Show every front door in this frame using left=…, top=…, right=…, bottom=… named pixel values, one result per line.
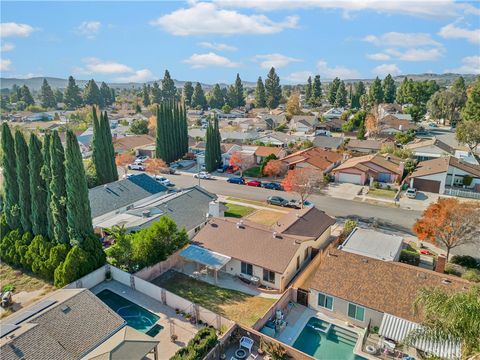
left=297, top=289, right=309, bottom=306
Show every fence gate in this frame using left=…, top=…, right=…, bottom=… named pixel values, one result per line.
left=297, top=288, right=309, bottom=306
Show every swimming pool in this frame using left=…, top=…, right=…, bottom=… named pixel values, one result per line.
left=293, top=317, right=366, bottom=360
left=96, top=289, right=160, bottom=333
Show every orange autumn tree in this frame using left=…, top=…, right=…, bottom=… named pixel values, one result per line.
left=144, top=158, right=167, bottom=176
left=365, top=113, right=379, bottom=138
left=263, top=160, right=286, bottom=179
left=229, top=151, right=254, bottom=177
left=282, top=168, right=324, bottom=208
left=413, top=198, right=480, bottom=260
left=115, top=153, right=135, bottom=176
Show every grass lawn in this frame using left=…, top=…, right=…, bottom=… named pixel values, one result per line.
left=246, top=210, right=285, bottom=226
left=226, top=197, right=289, bottom=211
left=153, top=271, right=275, bottom=326
left=224, top=203, right=255, bottom=218
left=243, top=166, right=261, bottom=178
left=0, top=263, right=53, bottom=293
left=368, top=188, right=397, bottom=198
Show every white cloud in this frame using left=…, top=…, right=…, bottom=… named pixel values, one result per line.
left=0, top=22, right=35, bottom=38
left=367, top=53, right=391, bottom=61
left=385, top=47, right=443, bottom=61
left=115, top=69, right=155, bottom=83
left=372, top=64, right=402, bottom=77
left=214, top=0, right=474, bottom=18
left=316, top=60, right=360, bottom=79
left=1, top=43, right=15, bottom=52
left=151, top=2, right=298, bottom=36
left=446, top=56, right=480, bottom=74
left=77, top=57, right=134, bottom=74
left=438, top=23, right=480, bottom=44
left=0, top=59, right=12, bottom=71
left=285, top=71, right=313, bottom=83
left=76, top=21, right=101, bottom=39
left=198, top=42, right=237, bottom=52
left=363, top=32, right=441, bottom=48
left=254, top=53, right=302, bottom=69
left=183, top=52, right=240, bottom=68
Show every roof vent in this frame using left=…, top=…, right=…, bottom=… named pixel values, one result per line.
left=236, top=220, right=245, bottom=229
left=417, top=273, right=427, bottom=279
left=273, top=231, right=278, bottom=238
left=362, top=258, right=368, bottom=264
left=210, top=222, right=218, bottom=228
left=442, top=278, right=452, bottom=285
left=61, top=305, right=71, bottom=314
left=142, top=210, right=151, bottom=218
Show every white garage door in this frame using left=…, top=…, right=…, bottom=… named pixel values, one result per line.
left=338, top=172, right=362, bottom=184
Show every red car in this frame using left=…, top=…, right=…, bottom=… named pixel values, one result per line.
left=226, top=165, right=240, bottom=173
left=246, top=180, right=262, bottom=187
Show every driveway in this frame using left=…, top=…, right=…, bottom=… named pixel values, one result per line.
left=399, top=191, right=440, bottom=211
left=325, top=182, right=364, bottom=200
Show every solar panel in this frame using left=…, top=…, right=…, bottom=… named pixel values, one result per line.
left=0, top=324, right=19, bottom=338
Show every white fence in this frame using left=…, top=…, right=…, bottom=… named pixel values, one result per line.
left=64, top=265, right=107, bottom=289
left=444, top=188, right=480, bottom=199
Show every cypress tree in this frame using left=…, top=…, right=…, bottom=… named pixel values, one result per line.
left=49, top=131, right=68, bottom=244
left=41, top=133, right=54, bottom=240
left=213, top=115, right=221, bottom=167
left=328, top=77, right=340, bottom=105
left=234, top=73, right=245, bottom=107
left=40, top=79, right=57, bottom=109
left=369, top=77, right=384, bottom=105
left=204, top=121, right=215, bottom=172
left=1, top=122, right=20, bottom=229
left=102, top=111, right=118, bottom=182
left=29, top=134, right=48, bottom=236
left=382, top=74, right=396, bottom=104
left=255, top=77, right=266, bottom=108
left=142, top=84, right=151, bottom=107
left=14, top=130, right=32, bottom=233
left=335, top=81, right=348, bottom=108
left=265, top=67, right=282, bottom=109
left=311, top=75, right=322, bottom=106
left=91, top=106, right=106, bottom=184
left=181, top=102, right=188, bottom=155
left=183, top=82, right=194, bottom=107
left=65, top=130, right=93, bottom=244
left=155, top=104, right=165, bottom=161
left=305, top=76, right=312, bottom=104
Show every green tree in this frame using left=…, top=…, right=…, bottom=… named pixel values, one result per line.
left=91, top=107, right=107, bottom=184
left=356, top=120, right=366, bottom=139
left=19, top=85, right=34, bottom=106
left=382, top=74, right=396, bottom=103
left=142, top=84, right=151, bottom=107
left=14, top=130, right=32, bottom=233
left=265, top=67, right=282, bottom=109
left=100, top=82, right=114, bottom=106
left=105, top=226, right=133, bottom=271
left=150, top=82, right=162, bottom=104
left=254, top=77, right=267, bottom=108
left=428, top=89, right=464, bottom=125
left=155, top=104, right=166, bottom=161
left=101, top=111, right=118, bottom=182
left=162, top=70, right=177, bottom=100
left=182, top=81, right=194, bottom=107
left=327, top=77, right=340, bottom=105
left=461, top=77, right=480, bottom=122
left=233, top=73, right=245, bottom=107
left=457, top=78, right=480, bottom=153
left=40, top=79, right=56, bottom=108
left=64, top=76, right=82, bottom=109
left=334, top=81, right=347, bottom=108
left=305, top=76, right=312, bottom=104
left=83, top=79, right=104, bottom=108
left=369, top=77, right=384, bottom=105
left=310, top=75, right=323, bottom=107
left=1, top=123, right=20, bottom=229
left=41, top=133, right=54, bottom=240
left=129, top=119, right=149, bottom=134
left=192, top=82, right=207, bottom=110
left=49, top=130, right=69, bottom=244
left=65, top=130, right=93, bottom=244
left=209, top=84, right=225, bottom=109
left=404, top=104, right=426, bottom=122
left=204, top=116, right=221, bottom=172
left=351, top=81, right=366, bottom=109
left=54, top=89, right=63, bottom=104
left=29, top=134, right=48, bottom=237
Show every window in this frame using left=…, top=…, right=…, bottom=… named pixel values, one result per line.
left=317, top=293, right=333, bottom=310
left=304, top=248, right=309, bottom=262
left=241, top=262, right=253, bottom=276
left=263, top=269, right=275, bottom=283
left=296, top=256, right=300, bottom=270
left=348, top=303, right=365, bottom=321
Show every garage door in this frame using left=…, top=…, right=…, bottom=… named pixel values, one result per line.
left=338, top=172, right=362, bottom=184
left=413, top=178, right=441, bottom=193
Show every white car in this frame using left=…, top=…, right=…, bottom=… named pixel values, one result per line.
left=134, top=156, right=149, bottom=164
left=128, top=163, right=145, bottom=171
left=153, top=175, right=171, bottom=186
left=194, top=171, right=211, bottom=179
left=405, top=188, right=417, bottom=199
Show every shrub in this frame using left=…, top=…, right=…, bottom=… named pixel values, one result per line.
left=461, top=269, right=480, bottom=283
left=170, top=327, right=217, bottom=360
left=463, top=175, right=473, bottom=186
left=450, top=255, right=480, bottom=270
left=372, top=181, right=380, bottom=189
left=2, top=284, right=15, bottom=292
left=399, top=249, right=420, bottom=266
left=444, top=263, right=462, bottom=277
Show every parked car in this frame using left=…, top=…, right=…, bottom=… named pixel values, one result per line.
left=227, top=177, right=245, bottom=185
left=134, top=156, right=149, bottom=164
left=266, top=196, right=290, bottom=207
left=226, top=165, right=240, bottom=174
left=427, top=122, right=438, bottom=128
left=405, top=188, right=417, bottom=199
left=262, top=182, right=283, bottom=191
left=194, top=171, right=212, bottom=179
left=153, top=175, right=173, bottom=187
left=246, top=180, right=262, bottom=187
left=128, top=163, right=145, bottom=171
left=288, top=199, right=314, bottom=208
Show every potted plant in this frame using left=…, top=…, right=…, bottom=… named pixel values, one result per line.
left=257, top=337, right=266, bottom=355
left=170, top=334, right=178, bottom=343
left=105, top=270, right=112, bottom=281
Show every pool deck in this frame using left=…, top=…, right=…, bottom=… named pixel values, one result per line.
left=91, top=280, right=199, bottom=360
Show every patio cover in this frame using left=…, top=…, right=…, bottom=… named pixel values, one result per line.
left=180, top=245, right=231, bottom=271
left=379, top=313, right=461, bottom=359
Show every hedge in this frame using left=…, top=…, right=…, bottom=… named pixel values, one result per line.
left=170, top=327, right=218, bottom=360
left=399, top=249, right=420, bottom=266
left=450, top=255, right=480, bottom=270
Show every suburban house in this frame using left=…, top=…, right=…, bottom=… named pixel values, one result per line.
left=185, top=207, right=336, bottom=291
left=346, top=138, right=393, bottom=154
left=281, top=147, right=343, bottom=173
left=322, top=107, right=344, bottom=120
left=257, top=114, right=286, bottom=130
left=377, top=103, right=403, bottom=119
left=405, top=137, right=478, bottom=164
left=408, top=156, right=480, bottom=195
left=113, top=134, right=155, bottom=155
left=93, top=186, right=222, bottom=237
left=254, top=146, right=287, bottom=164
left=332, top=153, right=404, bottom=185
left=0, top=288, right=159, bottom=360
left=378, top=115, right=416, bottom=134
left=312, top=136, right=344, bottom=150
left=338, top=227, right=404, bottom=262
left=302, top=249, right=465, bottom=358
left=289, top=115, right=319, bottom=133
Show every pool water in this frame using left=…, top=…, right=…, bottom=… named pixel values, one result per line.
left=293, top=317, right=366, bottom=360
left=96, top=289, right=160, bottom=333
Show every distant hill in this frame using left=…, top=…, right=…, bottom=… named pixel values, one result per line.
left=0, top=73, right=475, bottom=91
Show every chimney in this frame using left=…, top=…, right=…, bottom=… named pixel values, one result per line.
left=435, top=255, right=446, bottom=273
left=208, top=201, right=221, bottom=217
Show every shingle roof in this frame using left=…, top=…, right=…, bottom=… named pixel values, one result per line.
left=281, top=147, right=342, bottom=171
left=333, top=153, right=402, bottom=176
left=271, top=207, right=336, bottom=239
left=347, top=139, right=390, bottom=151
left=89, top=174, right=168, bottom=218
left=113, top=135, right=155, bottom=153
left=404, top=138, right=454, bottom=154
left=312, top=136, right=344, bottom=150
left=306, top=250, right=470, bottom=322
left=410, top=156, right=480, bottom=178
left=255, top=146, right=283, bottom=157
left=0, top=289, right=125, bottom=360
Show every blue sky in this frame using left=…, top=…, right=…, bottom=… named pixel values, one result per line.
left=1, top=1, right=479, bottom=84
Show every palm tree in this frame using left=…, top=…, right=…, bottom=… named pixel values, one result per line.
left=406, top=285, right=480, bottom=359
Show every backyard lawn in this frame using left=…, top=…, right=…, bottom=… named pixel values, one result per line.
left=224, top=203, right=255, bottom=218
left=0, top=263, right=52, bottom=293
left=368, top=188, right=397, bottom=198
left=153, top=271, right=275, bottom=326
left=246, top=209, right=285, bottom=226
